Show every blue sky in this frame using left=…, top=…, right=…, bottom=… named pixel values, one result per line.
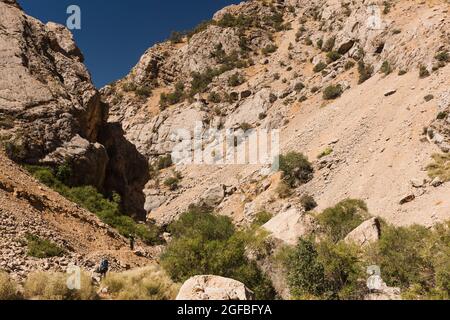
left=19, top=0, right=242, bottom=88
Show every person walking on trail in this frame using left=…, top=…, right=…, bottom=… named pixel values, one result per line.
left=96, top=258, right=109, bottom=279
left=129, top=234, right=135, bottom=251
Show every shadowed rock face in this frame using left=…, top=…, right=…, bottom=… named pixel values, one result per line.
left=0, top=1, right=149, bottom=218
left=98, top=123, right=150, bottom=221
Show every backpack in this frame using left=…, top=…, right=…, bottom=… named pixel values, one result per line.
left=98, top=259, right=109, bottom=273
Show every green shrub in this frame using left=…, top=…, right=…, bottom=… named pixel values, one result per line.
left=26, top=234, right=66, bottom=258
left=367, top=221, right=449, bottom=299
left=164, top=177, right=180, bottom=191
left=156, top=154, right=173, bottom=170
left=122, top=82, right=137, bottom=92
left=398, top=69, right=407, bottom=76
left=279, top=152, right=313, bottom=187
left=300, top=194, right=317, bottom=211
left=435, top=51, right=449, bottom=62
left=281, top=239, right=329, bottom=298
left=135, top=86, right=152, bottom=98
left=313, top=62, right=327, bottom=73
left=358, top=61, right=374, bottom=84
left=252, top=211, right=273, bottom=227
left=316, top=240, right=365, bottom=299
left=323, top=84, right=343, bottom=100
left=419, top=65, right=430, bottom=78
left=208, top=92, right=222, bottom=103
left=55, top=161, right=72, bottom=185
left=161, top=210, right=276, bottom=299
left=317, top=39, right=323, bottom=49
left=190, top=68, right=220, bottom=96
left=424, top=94, right=434, bottom=102
left=228, top=73, right=245, bottom=87
left=160, top=82, right=185, bottom=107
left=317, top=199, right=369, bottom=242
left=261, top=44, right=278, bottom=56
left=294, top=82, right=305, bottom=92
left=326, top=51, right=341, bottom=63
left=4, top=138, right=27, bottom=162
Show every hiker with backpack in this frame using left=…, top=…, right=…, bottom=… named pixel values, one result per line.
left=96, top=258, right=109, bottom=279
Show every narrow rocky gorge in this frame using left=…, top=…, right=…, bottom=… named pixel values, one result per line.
left=1, top=0, right=449, bottom=300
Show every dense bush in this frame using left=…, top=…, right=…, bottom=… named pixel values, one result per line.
left=25, top=166, right=160, bottom=245
left=26, top=234, right=66, bottom=258
left=279, top=152, right=313, bottom=187
left=262, top=44, right=278, bottom=56
left=313, top=61, right=327, bottom=73
left=326, top=51, right=341, bottom=63
left=190, top=68, right=220, bottom=96
left=435, top=51, right=449, bottom=63
left=252, top=211, right=273, bottom=227
left=366, top=222, right=449, bottom=299
left=281, top=239, right=329, bottom=299
left=228, top=73, right=245, bottom=87
left=160, top=82, right=185, bottom=108
left=323, top=84, right=343, bottom=100
left=317, top=199, right=369, bottom=242
left=300, top=194, right=317, bottom=211
left=161, top=210, right=276, bottom=299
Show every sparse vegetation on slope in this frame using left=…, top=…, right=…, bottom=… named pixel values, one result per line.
left=25, top=165, right=161, bottom=245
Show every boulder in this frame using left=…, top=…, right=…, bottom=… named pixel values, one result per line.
left=43, top=135, right=109, bottom=189
left=197, top=184, right=226, bottom=208
left=344, top=218, right=381, bottom=247
left=176, top=275, right=254, bottom=300
left=262, top=207, right=317, bottom=245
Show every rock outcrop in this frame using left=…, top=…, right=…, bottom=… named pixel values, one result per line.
left=176, top=275, right=254, bottom=300
left=0, top=0, right=149, bottom=218
left=263, top=207, right=317, bottom=245
left=344, top=217, right=381, bottom=247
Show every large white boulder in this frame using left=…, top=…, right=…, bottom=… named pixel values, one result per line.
left=176, top=275, right=254, bottom=300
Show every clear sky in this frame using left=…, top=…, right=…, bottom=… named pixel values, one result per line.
left=18, top=0, right=242, bottom=88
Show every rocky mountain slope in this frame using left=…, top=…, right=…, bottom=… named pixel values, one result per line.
left=0, top=0, right=148, bottom=219
left=102, top=0, right=449, bottom=229
left=0, top=150, right=158, bottom=282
